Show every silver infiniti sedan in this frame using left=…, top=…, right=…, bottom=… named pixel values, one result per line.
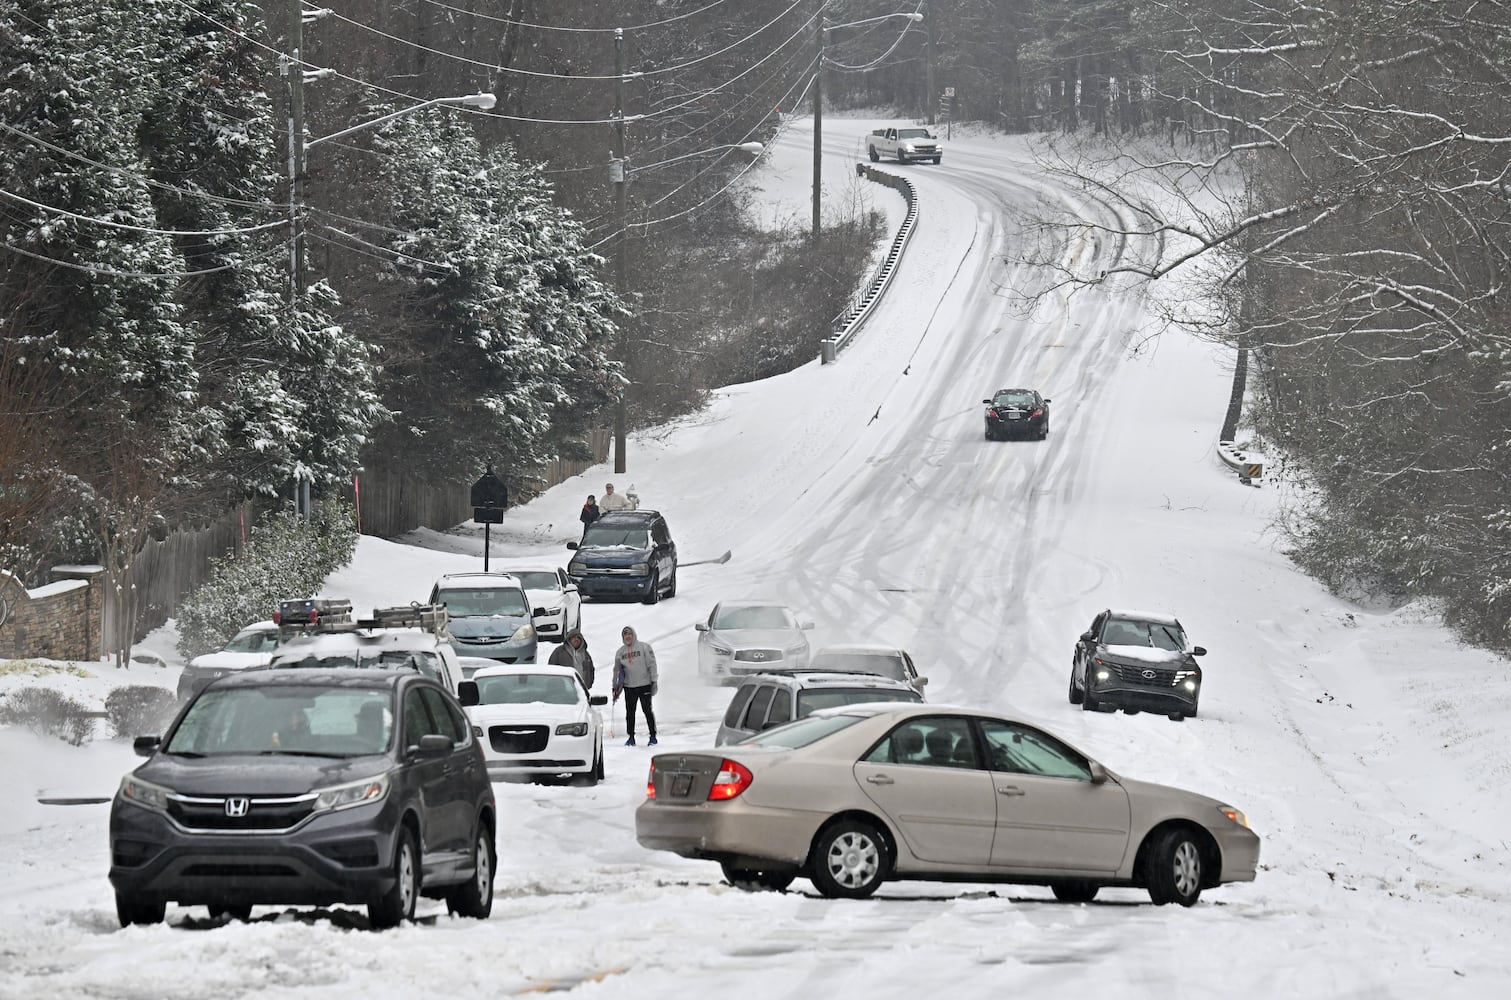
left=695, top=600, right=814, bottom=682
left=636, top=703, right=1260, bottom=904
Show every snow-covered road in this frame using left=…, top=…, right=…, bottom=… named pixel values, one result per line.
left=2, top=119, right=1508, bottom=999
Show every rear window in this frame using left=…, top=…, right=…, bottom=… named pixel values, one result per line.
left=797, top=688, right=922, bottom=718
left=737, top=713, right=865, bottom=748
left=808, top=652, right=906, bottom=680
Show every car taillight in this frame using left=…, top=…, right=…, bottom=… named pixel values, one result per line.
left=708, top=759, right=753, bottom=801
left=1031, top=408, right=1043, bottom=418
left=986, top=408, right=999, bottom=418
left=645, top=764, right=656, bottom=799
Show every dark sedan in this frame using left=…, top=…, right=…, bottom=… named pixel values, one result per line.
left=1069, top=609, right=1206, bottom=720
left=109, top=669, right=495, bottom=928
left=983, top=388, right=1050, bottom=440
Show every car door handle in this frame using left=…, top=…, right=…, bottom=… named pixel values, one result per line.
left=865, top=774, right=895, bottom=785
left=996, top=785, right=1026, bottom=796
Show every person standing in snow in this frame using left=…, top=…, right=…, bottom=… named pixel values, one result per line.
left=579, top=495, right=600, bottom=532
left=612, top=625, right=658, bottom=746
left=599, top=482, right=630, bottom=513
left=548, top=628, right=594, bottom=689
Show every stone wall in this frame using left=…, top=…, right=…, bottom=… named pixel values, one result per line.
left=0, top=565, right=105, bottom=662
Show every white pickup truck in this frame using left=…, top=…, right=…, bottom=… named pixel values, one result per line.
left=866, top=126, right=942, bottom=164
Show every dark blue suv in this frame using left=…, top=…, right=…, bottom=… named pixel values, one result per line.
left=566, top=509, right=678, bottom=604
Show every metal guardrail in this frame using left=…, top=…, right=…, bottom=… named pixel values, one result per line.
left=820, top=163, right=919, bottom=363
left=1216, top=439, right=1265, bottom=484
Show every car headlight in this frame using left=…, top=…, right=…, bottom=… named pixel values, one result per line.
left=314, top=773, right=389, bottom=813
left=1094, top=669, right=1110, bottom=681
left=1218, top=805, right=1251, bottom=829
left=539, top=605, right=562, bottom=616
left=630, top=562, right=650, bottom=574
left=784, top=643, right=807, bottom=656
left=511, top=623, right=535, bottom=642
left=902, top=144, right=915, bottom=152
left=710, top=644, right=734, bottom=657
left=568, top=561, right=586, bottom=576
left=119, top=774, right=171, bottom=812
left=555, top=723, right=589, bottom=737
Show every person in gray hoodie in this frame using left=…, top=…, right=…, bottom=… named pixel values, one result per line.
left=548, top=628, right=594, bottom=689
left=611, top=624, right=658, bottom=746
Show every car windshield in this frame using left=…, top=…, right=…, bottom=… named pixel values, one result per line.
left=436, top=587, right=528, bottom=617
left=514, top=571, right=561, bottom=591
left=274, top=650, right=444, bottom=682
left=580, top=526, right=650, bottom=548
left=897, top=128, right=931, bottom=139
left=994, top=392, right=1036, bottom=407
left=796, top=688, right=922, bottom=717
left=808, top=652, right=906, bottom=680
left=713, top=605, right=795, bottom=630
left=166, top=685, right=392, bottom=757
left=475, top=673, right=580, bottom=705
left=737, top=712, right=864, bottom=748
left=224, top=629, right=277, bottom=653
left=1104, top=618, right=1187, bottom=651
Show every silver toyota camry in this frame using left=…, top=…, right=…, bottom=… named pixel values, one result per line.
left=636, top=703, right=1260, bottom=904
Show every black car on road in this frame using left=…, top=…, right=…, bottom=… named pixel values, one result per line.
left=566, top=509, right=678, bottom=604
left=1069, top=609, right=1206, bottom=720
left=110, top=669, right=496, bottom=929
left=983, top=388, right=1050, bottom=440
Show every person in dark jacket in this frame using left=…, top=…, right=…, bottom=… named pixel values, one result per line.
left=611, top=624, right=658, bottom=746
left=580, top=495, right=600, bottom=531
left=548, top=628, right=594, bottom=689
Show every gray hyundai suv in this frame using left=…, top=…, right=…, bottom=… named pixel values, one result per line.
left=109, top=669, right=496, bottom=929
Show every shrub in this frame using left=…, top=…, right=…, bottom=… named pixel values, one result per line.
left=0, top=686, right=94, bottom=745
left=176, top=499, right=358, bottom=659
left=105, top=685, right=178, bottom=739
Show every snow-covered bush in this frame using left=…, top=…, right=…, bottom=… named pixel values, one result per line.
left=0, top=687, right=94, bottom=745
left=175, top=501, right=358, bottom=659
left=105, top=685, right=178, bottom=739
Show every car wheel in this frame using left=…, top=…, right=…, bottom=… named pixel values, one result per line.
left=664, top=568, right=677, bottom=598
left=115, top=892, right=165, bottom=928
left=1125, top=709, right=1141, bottom=716
left=867, top=146, right=879, bottom=162
left=368, top=827, right=420, bottom=929
left=1081, top=682, right=1099, bottom=712
left=722, top=862, right=794, bottom=892
left=595, top=744, right=605, bottom=781
left=1068, top=671, right=1083, bottom=705
left=641, top=572, right=660, bottom=605
left=1145, top=828, right=1204, bottom=906
left=1050, top=880, right=1099, bottom=903
left=809, top=819, right=888, bottom=899
left=208, top=903, right=252, bottom=922
left=1039, top=426, right=1049, bottom=440
left=897, top=149, right=906, bottom=163
left=984, top=427, right=995, bottom=441
left=447, top=825, right=495, bottom=919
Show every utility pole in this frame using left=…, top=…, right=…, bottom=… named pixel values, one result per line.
left=811, top=1, right=824, bottom=246
left=286, top=0, right=310, bottom=518
left=924, top=0, right=936, bottom=126
left=612, top=28, right=629, bottom=474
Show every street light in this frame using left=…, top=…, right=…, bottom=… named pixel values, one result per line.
left=812, top=9, right=924, bottom=245
left=608, top=141, right=766, bottom=473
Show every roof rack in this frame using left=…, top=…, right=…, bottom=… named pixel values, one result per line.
left=277, top=600, right=449, bottom=638
left=274, top=597, right=353, bottom=628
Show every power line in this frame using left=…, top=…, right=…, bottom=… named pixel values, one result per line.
left=0, top=236, right=285, bottom=279
left=415, top=0, right=735, bottom=33
left=0, top=187, right=288, bottom=237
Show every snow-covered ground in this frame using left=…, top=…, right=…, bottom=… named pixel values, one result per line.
left=2, top=118, right=1509, bottom=999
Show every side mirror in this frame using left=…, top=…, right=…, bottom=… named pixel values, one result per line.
left=458, top=681, right=480, bottom=707
left=982, top=399, right=992, bottom=405
left=694, top=622, right=709, bottom=632
left=1088, top=760, right=1109, bottom=785
left=133, top=735, right=161, bottom=758
left=589, top=695, right=608, bottom=707
left=1079, top=631, right=1095, bottom=643
left=414, top=734, right=453, bottom=756
left=1042, top=398, right=1052, bottom=404
left=564, top=584, right=578, bottom=594
left=1191, top=646, right=1207, bottom=657
left=566, top=540, right=579, bottom=550
left=800, top=621, right=815, bottom=630
left=913, top=676, right=929, bottom=688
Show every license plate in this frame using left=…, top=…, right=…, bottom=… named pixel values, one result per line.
left=671, top=773, right=693, bottom=797
left=1007, top=411, right=1022, bottom=420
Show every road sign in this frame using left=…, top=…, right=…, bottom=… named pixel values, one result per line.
left=944, top=87, right=955, bottom=97
left=471, top=467, right=508, bottom=524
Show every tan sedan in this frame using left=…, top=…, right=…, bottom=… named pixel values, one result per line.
left=636, top=704, right=1259, bottom=904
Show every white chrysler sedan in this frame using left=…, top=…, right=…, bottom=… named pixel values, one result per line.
left=459, top=664, right=606, bottom=785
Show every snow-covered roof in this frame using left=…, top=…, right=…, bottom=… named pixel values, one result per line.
left=1107, top=608, right=1182, bottom=626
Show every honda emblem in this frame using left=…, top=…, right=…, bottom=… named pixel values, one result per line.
left=224, top=797, right=250, bottom=818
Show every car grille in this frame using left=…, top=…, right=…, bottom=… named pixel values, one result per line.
left=490, top=724, right=549, bottom=754
left=167, top=793, right=317, bottom=833
left=733, top=649, right=784, bottom=663
left=456, top=635, right=509, bottom=645
left=181, top=862, right=302, bottom=878
left=1107, top=662, right=1184, bottom=687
